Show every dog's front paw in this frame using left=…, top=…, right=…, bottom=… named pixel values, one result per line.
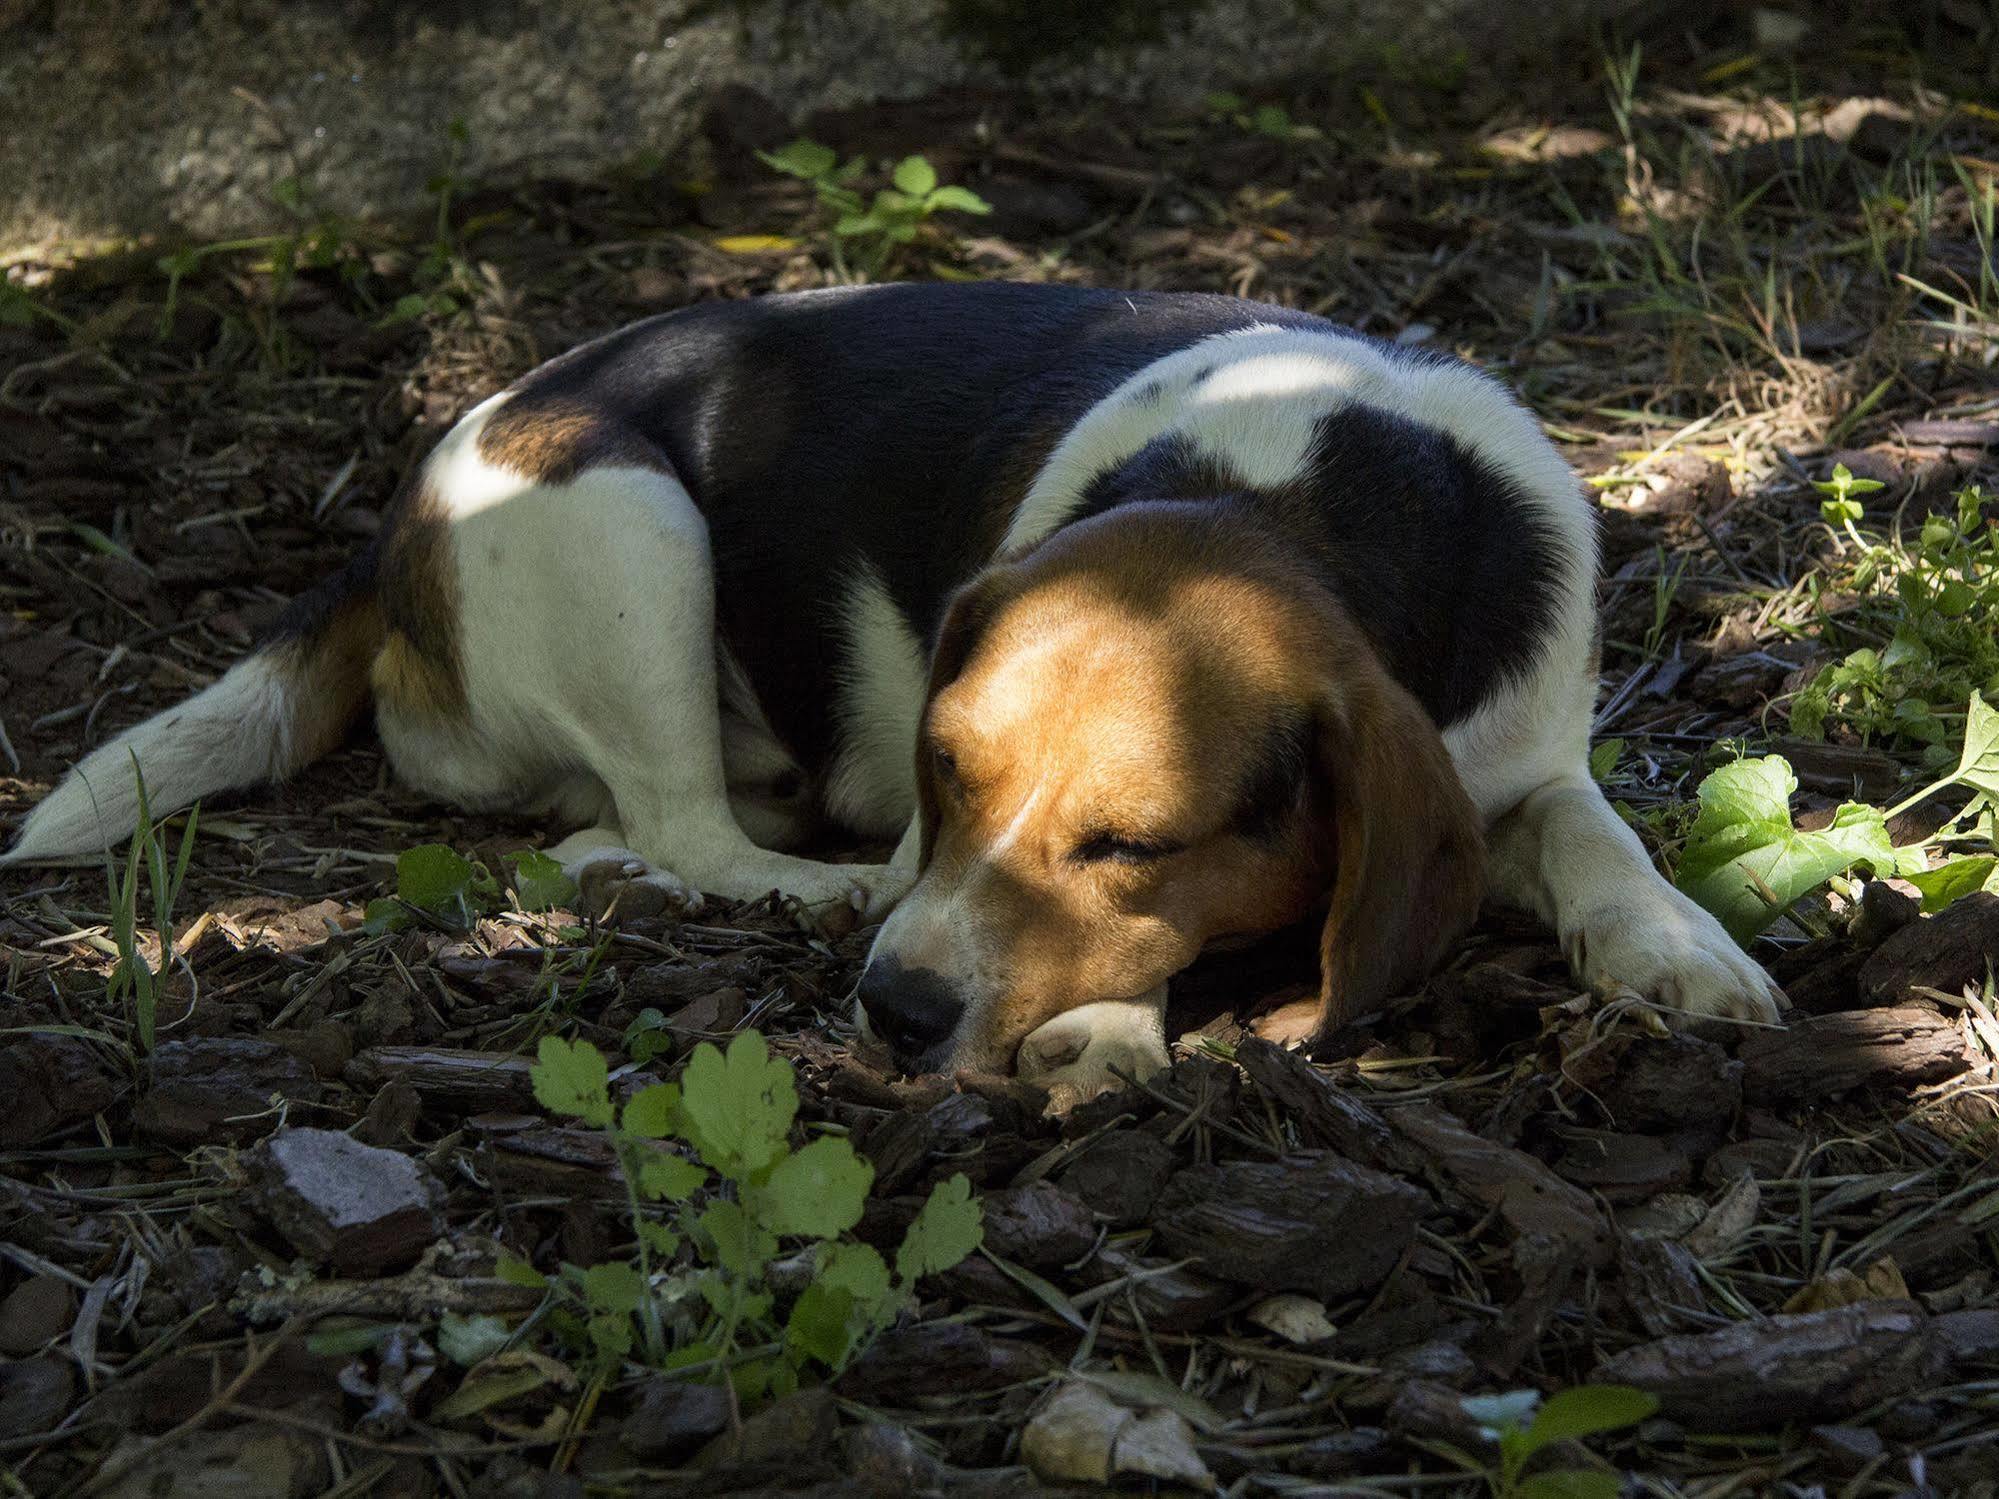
left=786, top=863, right=915, bottom=938
left=1016, top=995, right=1171, bottom=1114
left=1573, top=894, right=1783, bottom=1025
left=563, top=848, right=705, bottom=923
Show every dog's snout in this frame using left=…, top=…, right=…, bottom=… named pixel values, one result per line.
left=857, top=957, right=962, bottom=1063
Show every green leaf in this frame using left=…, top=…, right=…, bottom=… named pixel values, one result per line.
left=396, top=843, right=477, bottom=921
left=634, top=1148, right=707, bottom=1202
left=361, top=897, right=410, bottom=935
left=677, top=1031, right=797, bottom=1178
left=437, top=1311, right=513, bottom=1366
left=1676, top=757, right=1897, bottom=941
left=1945, top=691, right=1999, bottom=804
left=621, top=1083, right=680, bottom=1140
left=924, top=184, right=992, bottom=215
left=636, top=1219, right=681, bottom=1258
left=891, top=155, right=938, bottom=197
left=749, top=1135, right=873, bottom=1238
left=700, top=1198, right=777, bottom=1276
left=508, top=849, right=576, bottom=911
left=1524, top=1385, right=1660, bottom=1451
left=1820, top=496, right=1863, bottom=526
left=494, top=1251, right=547, bottom=1289
left=305, top=1323, right=398, bottom=1356
left=785, top=1281, right=857, bottom=1368
left=1588, top=738, right=1624, bottom=781
left=1516, top=1472, right=1622, bottom=1499
left=580, top=1259, right=645, bottom=1316
left=530, top=1035, right=614, bottom=1128
left=895, top=1173, right=983, bottom=1282
left=1905, top=854, right=1999, bottom=912
left=817, top=1241, right=893, bottom=1315
left=758, top=139, right=838, bottom=180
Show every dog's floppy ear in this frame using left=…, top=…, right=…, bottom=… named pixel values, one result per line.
left=913, top=569, right=1014, bottom=864
left=1307, top=661, right=1485, bottom=1034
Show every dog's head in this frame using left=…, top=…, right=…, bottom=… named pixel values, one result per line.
left=857, top=503, right=1484, bottom=1073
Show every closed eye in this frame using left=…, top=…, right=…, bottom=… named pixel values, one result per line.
left=1072, top=832, right=1183, bottom=865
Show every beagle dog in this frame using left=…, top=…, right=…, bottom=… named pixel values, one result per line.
left=5, top=282, right=1779, bottom=1102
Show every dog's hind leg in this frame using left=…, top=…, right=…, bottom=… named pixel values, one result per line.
left=383, top=415, right=912, bottom=922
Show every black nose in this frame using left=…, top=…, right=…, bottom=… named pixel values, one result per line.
left=858, top=957, right=963, bottom=1063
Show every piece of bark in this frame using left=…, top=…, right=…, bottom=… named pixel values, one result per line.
left=1153, top=1151, right=1425, bottom=1302
left=133, top=1038, right=321, bottom=1146
left=1472, top=1233, right=1579, bottom=1378
left=1059, top=1128, right=1177, bottom=1225
left=0, top=1035, right=121, bottom=1148
left=1598, top=1034, right=1742, bottom=1132
left=839, top=1322, right=1052, bottom=1405
left=978, top=1180, right=1098, bottom=1269
left=1618, top=1235, right=1709, bottom=1338
left=1384, top=1101, right=1610, bottom=1265
left=1082, top=1244, right=1241, bottom=1333
left=620, top=1379, right=731, bottom=1460
left=0, top=1355, right=74, bottom=1442
left=1861, top=892, right=1999, bottom=1004
left=1233, top=1038, right=1420, bottom=1172
left=1553, top=1131, right=1693, bottom=1203
left=0, top=1273, right=77, bottom=1356
left=1937, top=1309, right=1999, bottom=1367
left=246, top=1127, right=445, bottom=1274
left=1593, top=1301, right=1947, bottom=1428
left=345, top=1045, right=538, bottom=1113
left=1738, top=1005, right=1970, bottom=1102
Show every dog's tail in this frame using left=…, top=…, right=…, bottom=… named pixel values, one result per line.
left=3, top=560, right=383, bottom=864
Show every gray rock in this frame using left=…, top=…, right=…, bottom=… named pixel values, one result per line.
left=247, top=1127, right=445, bottom=1274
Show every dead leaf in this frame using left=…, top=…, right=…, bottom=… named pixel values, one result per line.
left=1684, top=1172, right=1760, bottom=1261
left=1020, top=1381, right=1215, bottom=1490
left=1782, top=1257, right=1911, bottom=1314
left=1247, top=1293, right=1338, bottom=1345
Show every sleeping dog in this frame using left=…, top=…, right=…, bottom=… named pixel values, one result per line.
left=5, top=282, right=1780, bottom=1101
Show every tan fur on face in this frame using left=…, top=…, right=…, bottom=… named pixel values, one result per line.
left=887, top=503, right=1483, bottom=1071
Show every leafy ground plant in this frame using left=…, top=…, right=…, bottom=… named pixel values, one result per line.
left=363, top=843, right=575, bottom=933
left=102, top=756, right=197, bottom=1055
left=1678, top=690, right=1999, bottom=937
left=520, top=1031, right=982, bottom=1397
left=757, top=140, right=991, bottom=278
left=1791, top=480, right=1999, bottom=758
left=1452, top=1385, right=1659, bottom=1499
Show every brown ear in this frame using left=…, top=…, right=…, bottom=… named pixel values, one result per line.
left=913, top=569, right=1013, bottom=865
left=1308, top=660, right=1485, bottom=1035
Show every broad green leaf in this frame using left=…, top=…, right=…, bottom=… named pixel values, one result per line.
left=700, top=1198, right=777, bottom=1276
left=785, top=1281, right=857, bottom=1367
left=437, top=1311, right=513, bottom=1367
left=1516, top=1472, right=1621, bottom=1499
left=677, top=1031, right=797, bottom=1178
left=925, top=184, right=991, bottom=215
left=817, top=1241, right=893, bottom=1316
left=494, top=1251, right=548, bottom=1289
left=530, top=1035, right=614, bottom=1127
left=580, top=1260, right=645, bottom=1316
left=895, top=1174, right=983, bottom=1282
left=395, top=843, right=485, bottom=923
left=361, top=897, right=410, bottom=935
left=1676, top=757, right=1896, bottom=941
left=621, top=1083, right=680, bottom=1140
left=1588, top=738, right=1624, bottom=781
left=1905, top=855, right=1999, bottom=912
left=634, top=1148, right=707, bottom=1202
left=757, top=140, right=837, bottom=180
left=749, top=1135, right=872, bottom=1238
left=587, top=1310, right=633, bottom=1359
left=891, top=155, right=938, bottom=197
left=636, top=1219, right=681, bottom=1258
left=1947, top=691, right=1999, bottom=804
left=1524, top=1385, right=1659, bottom=1451
left=508, top=849, right=576, bottom=912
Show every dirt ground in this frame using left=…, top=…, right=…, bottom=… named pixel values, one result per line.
left=4, top=16, right=1999, bottom=1498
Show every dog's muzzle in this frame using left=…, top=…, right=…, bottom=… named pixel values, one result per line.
left=855, top=955, right=963, bottom=1067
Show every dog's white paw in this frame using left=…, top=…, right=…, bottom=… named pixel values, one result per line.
left=1572, top=893, right=1782, bottom=1025
left=1016, top=995, right=1172, bottom=1114
left=562, top=847, right=704, bottom=922
left=784, top=862, right=914, bottom=934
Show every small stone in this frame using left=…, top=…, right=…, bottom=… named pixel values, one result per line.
left=619, top=1378, right=730, bottom=1460
left=247, top=1128, right=445, bottom=1274
left=0, top=1273, right=76, bottom=1354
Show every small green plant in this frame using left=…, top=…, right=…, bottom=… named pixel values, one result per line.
left=518, top=1031, right=981, bottom=1395
left=1679, top=691, right=1999, bottom=938
left=102, top=756, right=198, bottom=1055
left=1449, top=1384, right=1658, bottom=1499
left=1203, top=92, right=1319, bottom=141
left=757, top=141, right=991, bottom=278
left=364, top=844, right=576, bottom=933
left=1791, top=482, right=1999, bottom=757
